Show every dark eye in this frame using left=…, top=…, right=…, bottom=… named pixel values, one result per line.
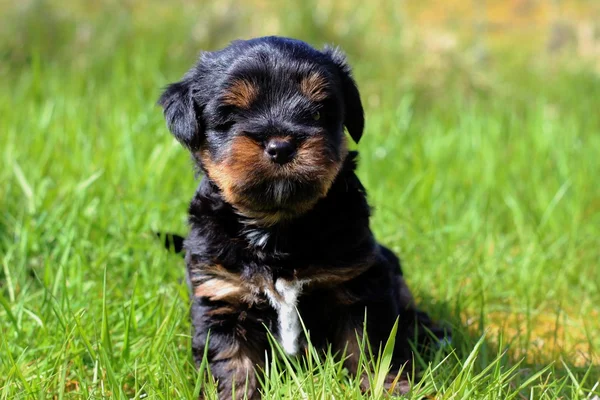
left=312, top=111, right=321, bottom=121
left=215, top=120, right=235, bottom=132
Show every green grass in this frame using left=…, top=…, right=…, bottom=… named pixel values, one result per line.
left=1, top=1, right=599, bottom=399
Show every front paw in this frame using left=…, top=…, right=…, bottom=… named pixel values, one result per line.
left=213, top=356, right=260, bottom=400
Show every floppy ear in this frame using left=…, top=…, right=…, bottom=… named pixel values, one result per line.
left=323, top=45, right=365, bottom=143
left=158, top=78, right=202, bottom=150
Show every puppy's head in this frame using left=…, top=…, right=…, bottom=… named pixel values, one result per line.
left=159, top=37, right=364, bottom=224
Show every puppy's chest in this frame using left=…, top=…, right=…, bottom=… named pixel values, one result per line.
left=241, top=230, right=306, bottom=354
left=236, top=228, right=345, bottom=355
left=259, top=277, right=308, bottom=356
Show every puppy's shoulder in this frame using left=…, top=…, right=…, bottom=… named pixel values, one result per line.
left=322, top=151, right=370, bottom=218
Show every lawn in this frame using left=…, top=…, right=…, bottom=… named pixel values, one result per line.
left=1, top=1, right=599, bottom=399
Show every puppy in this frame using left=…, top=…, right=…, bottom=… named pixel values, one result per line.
left=158, top=36, right=447, bottom=399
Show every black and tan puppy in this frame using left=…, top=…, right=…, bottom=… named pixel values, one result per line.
left=159, top=36, right=447, bottom=399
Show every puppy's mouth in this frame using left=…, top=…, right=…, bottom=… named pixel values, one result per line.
left=236, top=178, right=325, bottom=212
left=200, top=135, right=347, bottom=224
left=212, top=171, right=339, bottom=225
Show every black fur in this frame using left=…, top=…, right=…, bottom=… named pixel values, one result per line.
left=158, top=37, right=362, bottom=150
left=158, top=36, right=447, bottom=400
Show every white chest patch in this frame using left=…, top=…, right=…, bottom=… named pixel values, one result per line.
left=264, top=279, right=306, bottom=355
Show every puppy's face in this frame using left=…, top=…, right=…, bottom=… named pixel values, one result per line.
left=159, top=37, right=364, bottom=224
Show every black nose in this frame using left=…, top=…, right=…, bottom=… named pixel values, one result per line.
left=265, top=139, right=296, bottom=164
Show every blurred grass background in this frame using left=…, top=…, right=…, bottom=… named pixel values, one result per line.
left=1, top=0, right=599, bottom=398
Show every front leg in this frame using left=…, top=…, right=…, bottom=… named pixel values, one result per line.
left=191, top=302, right=262, bottom=399
left=332, top=299, right=412, bottom=395
left=329, top=262, right=414, bottom=395
left=189, top=264, right=271, bottom=400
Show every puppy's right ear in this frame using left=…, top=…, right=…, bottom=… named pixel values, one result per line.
left=158, top=78, right=202, bottom=150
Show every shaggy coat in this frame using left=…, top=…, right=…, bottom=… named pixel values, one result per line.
left=158, top=36, right=445, bottom=400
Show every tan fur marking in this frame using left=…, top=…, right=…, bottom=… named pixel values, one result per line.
left=300, top=73, right=329, bottom=102
left=199, top=134, right=348, bottom=226
left=226, top=356, right=257, bottom=400
left=194, top=278, right=242, bottom=302
left=296, top=136, right=348, bottom=197
left=213, top=341, right=241, bottom=362
left=200, top=137, right=267, bottom=207
left=228, top=355, right=254, bottom=372
left=222, top=79, right=258, bottom=109
left=299, top=248, right=374, bottom=286
left=192, top=263, right=239, bottom=282
left=214, top=344, right=261, bottom=400
left=206, top=306, right=238, bottom=316
left=199, top=138, right=289, bottom=226
left=201, top=151, right=238, bottom=206
left=295, top=135, right=348, bottom=196
left=190, top=263, right=261, bottom=306
left=301, top=264, right=371, bottom=286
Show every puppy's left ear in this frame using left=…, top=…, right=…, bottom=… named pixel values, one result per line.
left=323, top=45, right=365, bottom=143
left=158, top=76, right=202, bottom=151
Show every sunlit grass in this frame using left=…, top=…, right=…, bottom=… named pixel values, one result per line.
left=1, top=1, right=599, bottom=399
